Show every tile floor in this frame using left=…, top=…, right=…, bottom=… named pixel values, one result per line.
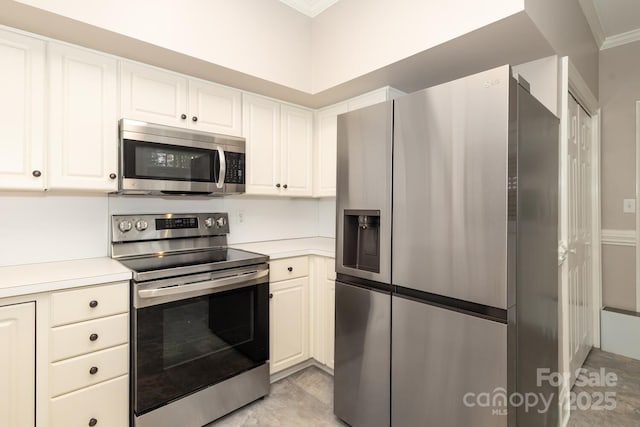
left=210, top=350, right=640, bottom=426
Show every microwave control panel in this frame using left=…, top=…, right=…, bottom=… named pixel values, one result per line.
left=224, top=152, right=245, bottom=184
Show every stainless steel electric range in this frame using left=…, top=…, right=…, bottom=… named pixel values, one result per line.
left=111, top=213, right=270, bottom=427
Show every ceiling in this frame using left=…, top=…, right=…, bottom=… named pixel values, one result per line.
left=579, top=0, right=640, bottom=49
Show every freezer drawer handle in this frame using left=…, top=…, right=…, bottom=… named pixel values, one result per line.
left=138, top=269, right=269, bottom=299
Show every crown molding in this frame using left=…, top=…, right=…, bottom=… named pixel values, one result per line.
left=601, top=27, right=640, bottom=50
left=578, top=0, right=605, bottom=48
left=279, top=0, right=339, bottom=17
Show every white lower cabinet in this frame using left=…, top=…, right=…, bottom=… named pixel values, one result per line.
left=270, top=275, right=310, bottom=374
left=50, top=375, right=128, bottom=427
left=268, top=255, right=336, bottom=376
left=0, top=302, right=35, bottom=427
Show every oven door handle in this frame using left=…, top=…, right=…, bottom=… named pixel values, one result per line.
left=137, top=269, right=268, bottom=299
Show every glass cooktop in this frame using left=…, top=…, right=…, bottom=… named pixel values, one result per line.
left=119, top=248, right=268, bottom=282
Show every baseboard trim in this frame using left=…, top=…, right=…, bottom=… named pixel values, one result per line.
left=601, top=307, right=640, bottom=360
left=601, top=229, right=636, bottom=246
left=269, top=358, right=333, bottom=384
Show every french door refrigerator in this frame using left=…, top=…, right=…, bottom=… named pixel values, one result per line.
left=335, top=65, right=559, bottom=427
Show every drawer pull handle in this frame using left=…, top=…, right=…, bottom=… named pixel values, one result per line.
left=89, top=418, right=98, bottom=426
left=89, top=333, right=99, bottom=342
left=89, top=366, right=99, bottom=375
left=287, top=267, right=293, bottom=272
left=89, top=300, right=98, bottom=308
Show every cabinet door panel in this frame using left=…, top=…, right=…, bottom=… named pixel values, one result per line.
left=314, top=103, right=347, bottom=197
left=121, top=61, right=188, bottom=127
left=281, top=105, right=313, bottom=197
left=270, top=277, right=309, bottom=373
left=48, top=43, right=118, bottom=191
left=189, top=80, right=242, bottom=136
left=0, top=302, right=35, bottom=427
left=0, top=30, right=45, bottom=190
left=243, top=94, right=280, bottom=195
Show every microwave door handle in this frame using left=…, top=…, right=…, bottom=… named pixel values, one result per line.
left=216, top=146, right=226, bottom=189
left=138, top=269, right=268, bottom=299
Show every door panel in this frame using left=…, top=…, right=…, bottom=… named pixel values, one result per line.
left=392, top=66, right=510, bottom=309
left=392, top=296, right=507, bottom=427
left=334, top=282, right=390, bottom=427
left=281, top=105, right=313, bottom=196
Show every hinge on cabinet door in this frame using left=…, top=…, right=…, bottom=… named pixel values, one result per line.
left=558, top=241, right=568, bottom=265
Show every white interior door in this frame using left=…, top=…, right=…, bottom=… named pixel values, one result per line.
left=566, top=94, right=594, bottom=385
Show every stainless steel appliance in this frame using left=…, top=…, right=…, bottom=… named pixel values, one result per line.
left=118, top=119, right=245, bottom=195
left=111, top=213, right=269, bottom=427
left=335, top=65, right=559, bottom=427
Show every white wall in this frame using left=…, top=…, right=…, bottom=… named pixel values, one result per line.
left=0, top=193, right=109, bottom=266
left=512, top=56, right=560, bottom=116
left=311, top=0, right=524, bottom=92
left=13, top=0, right=313, bottom=92
left=0, top=193, right=328, bottom=267
left=317, top=197, right=336, bottom=238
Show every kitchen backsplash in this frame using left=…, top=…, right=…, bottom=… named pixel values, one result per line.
left=0, top=193, right=336, bottom=267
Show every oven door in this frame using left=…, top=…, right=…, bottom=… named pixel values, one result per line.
left=132, top=266, right=269, bottom=416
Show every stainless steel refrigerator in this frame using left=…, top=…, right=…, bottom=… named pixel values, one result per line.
left=335, top=65, right=559, bottom=427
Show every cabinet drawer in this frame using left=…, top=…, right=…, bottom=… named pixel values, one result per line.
left=269, top=256, right=308, bottom=282
left=50, top=313, right=128, bottom=362
left=326, top=258, right=336, bottom=281
left=50, top=344, right=128, bottom=397
left=50, top=375, right=128, bottom=427
left=51, top=281, right=128, bottom=326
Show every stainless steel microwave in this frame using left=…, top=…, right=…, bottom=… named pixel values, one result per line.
left=117, top=119, right=245, bottom=195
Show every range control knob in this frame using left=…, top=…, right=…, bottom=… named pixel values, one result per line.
left=118, top=220, right=132, bottom=233
left=135, top=220, right=148, bottom=231
left=215, top=217, right=227, bottom=228
left=204, top=217, right=214, bottom=228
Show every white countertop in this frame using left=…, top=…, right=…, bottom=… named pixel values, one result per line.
left=231, top=237, right=335, bottom=260
left=0, top=257, right=132, bottom=299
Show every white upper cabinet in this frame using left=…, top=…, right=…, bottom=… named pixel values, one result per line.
left=121, top=61, right=242, bottom=136
left=47, top=43, right=118, bottom=191
left=188, top=78, right=242, bottom=136
left=243, top=94, right=281, bottom=195
left=312, top=87, right=404, bottom=197
left=281, top=105, right=313, bottom=197
left=243, top=94, right=312, bottom=197
left=0, top=29, right=45, bottom=191
left=314, top=103, right=347, bottom=198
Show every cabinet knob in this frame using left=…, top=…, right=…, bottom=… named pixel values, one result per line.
left=276, top=183, right=281, bottom=188
left=192, top=116, right=198, bottom=122
left=89, top=300, right=98, bottom=308
left=287, top=267, right=293, bottom=272
left=181, top=114, right=187, bottom=120
left=109, top=173, right=116, bottom=180
left=89, top=366, right=99, bottom=375
left=89, top=418, right=98, bottom=426
left=269, top=293, right=273, bottom=299
left=89, top=333, right=99, bottom=342
left=32, top=170, right=41, bottom=178
left=283, top=184, right=288, bottom=189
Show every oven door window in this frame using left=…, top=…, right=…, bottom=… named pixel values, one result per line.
left=123, top=139, right=219, bottom=182
left=134, top=283, right=268, bottom=415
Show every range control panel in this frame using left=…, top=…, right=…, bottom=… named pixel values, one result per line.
left=111, top=213, right=229, bottom=243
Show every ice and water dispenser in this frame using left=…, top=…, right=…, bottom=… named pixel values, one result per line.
left=342, top=210, right=381, bottom=273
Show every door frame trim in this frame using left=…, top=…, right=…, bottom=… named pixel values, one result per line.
left=635, top=101, right=640, bottom=312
